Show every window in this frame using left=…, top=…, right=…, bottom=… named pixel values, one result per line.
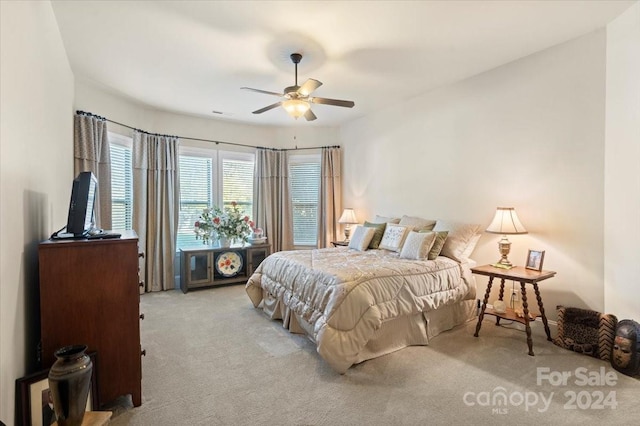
left=106, top=137, right=256, bottom=249
left=177, top=149, right=216, bottom=248
left=176, top=149, right=254, bottom=249
left=220, top=152, right=254, bottom=215
left=109, top=133, right=133, bottom=230
left=289, top=154, right=321, bottom=246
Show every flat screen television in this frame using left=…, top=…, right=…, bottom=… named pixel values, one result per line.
left=66, top=171, right=98, bottom=236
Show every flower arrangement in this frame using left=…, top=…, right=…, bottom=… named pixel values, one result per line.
left=194, top=201, right=253, bottom=245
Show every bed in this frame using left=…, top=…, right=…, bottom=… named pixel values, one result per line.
left=245, top=218, right=480, bottom=373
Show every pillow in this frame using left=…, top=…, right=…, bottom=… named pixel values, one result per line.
left=425, top=230, right=448, bottom=260
left=460, top=233, right=482, bottom=259
left=379, top=224, right=410, bottom=252
left=432, top=221, right=481, bottom=262
left=400, top=231, right=437, bottom=260
left=372, top=215, right=400, bottom=224
left=363, top=221, right=386, bottom=249
left=398, top=215, right=436, bottom=232
left=348, top=226, right=376, bottom=251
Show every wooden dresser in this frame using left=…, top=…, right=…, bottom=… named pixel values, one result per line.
left=39, top=230, right=143, bottom=407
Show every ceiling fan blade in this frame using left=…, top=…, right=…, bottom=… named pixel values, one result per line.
left=311, top=97, right=355, bottom=108
left=241, top=87, right=283, bottom=97
left=252, top=102, right=282, bottom=114
left=298, top=79, right=322, bottom=96
left=304, top=109, right=317, bottom=121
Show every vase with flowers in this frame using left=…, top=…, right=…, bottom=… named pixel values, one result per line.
left=194, top=201, right=253, bottom=246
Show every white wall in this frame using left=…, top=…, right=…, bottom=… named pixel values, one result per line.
left=74, top=80, right=339, bottom=152
left=604, top=2, right=640, bottom=321
left=341, top=30, right=608, bottom=319
left=0, top=1, right=74, bottom=424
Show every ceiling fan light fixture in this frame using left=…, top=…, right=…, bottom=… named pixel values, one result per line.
left=282, top=99, right=310, bottom=119
left=243, top=52, right=353, bottom=121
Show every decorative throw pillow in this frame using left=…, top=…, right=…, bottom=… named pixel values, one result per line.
left=424, top=230, right=448, bottom=260
left=372, top=215, right=400, bottom=224
left=398, top=215, right=436, bottom=232
left=400, top=231, right=437, bottom=260
left=348, top=226, right=376, bottom=251
left=554, top=305, right=617, bottom=361
left=432, top=221, right=481, bottom=262
left=363, top=221, right=386, bottom=249
left=379, top=224, right=410, bottom=252
left=460, top=233, right=482, bottom=259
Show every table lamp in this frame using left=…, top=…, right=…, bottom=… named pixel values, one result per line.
left=485, top=207, right=527, bottom=268
left=338, top=208, right=358, bottom=241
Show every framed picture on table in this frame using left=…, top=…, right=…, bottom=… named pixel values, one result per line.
left=525, top=249, right=545, bottom=271
left=15, top=352, right=98, bottom=426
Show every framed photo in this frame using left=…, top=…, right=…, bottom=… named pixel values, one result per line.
left=16, top=352, right=98, bottom=426
left=525, top=249, right=545, bottom=271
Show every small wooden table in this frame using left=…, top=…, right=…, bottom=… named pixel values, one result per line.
left=472, top=264, right=556, bottom=356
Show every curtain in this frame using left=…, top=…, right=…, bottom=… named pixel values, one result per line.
left=318, top=147, right=342, bottom=248
left=132, top=131, right=180, bottom=292
left=74, top=112, right=112, bottom=229
left=253, top=149, right=293, bottom=252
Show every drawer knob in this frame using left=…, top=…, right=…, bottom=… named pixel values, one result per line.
left=138, top=252, right=145, bottom=258
left=139, top=313, right=145, bottom=320
left=139, top=281, right=144, bottom=288
left=141, top=349, right=146, bottom=357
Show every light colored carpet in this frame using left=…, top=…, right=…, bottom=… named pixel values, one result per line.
left=110, top=285, right=640, bottom=425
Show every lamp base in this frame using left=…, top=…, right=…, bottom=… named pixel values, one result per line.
left=496, top=236, right=513, bottom=268
left=344, top=226, right=351, bottom=242
left=493, top=258, right=514, bottom=269
left=495, top=257, right=512, bottom=267
left=491, top=262, right=514, bottom=270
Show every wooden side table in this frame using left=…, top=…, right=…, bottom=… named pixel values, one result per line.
left=472, top=264, right=556, bottom=356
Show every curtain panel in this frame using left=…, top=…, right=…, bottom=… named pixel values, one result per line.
left=132, top=131, right=180, bottom=292
left=318, top=147, right=342, bottom=248
left=73, top=113, right=112, bottom=229
left=253, top=149, right=293, bottom=252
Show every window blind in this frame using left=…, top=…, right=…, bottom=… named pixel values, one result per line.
left=110, top=143, right=133, bottom=230
left=222, top=158, right=254, bottom=217
left=177, top=155, right=213, bottom=247
left=289, top=158, right=320, bottom=246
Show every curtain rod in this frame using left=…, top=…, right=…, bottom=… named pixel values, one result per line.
left=76, top=110, right=340, bottom=152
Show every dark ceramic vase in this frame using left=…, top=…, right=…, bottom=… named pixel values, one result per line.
left=48, top=345, right=93, bottom=426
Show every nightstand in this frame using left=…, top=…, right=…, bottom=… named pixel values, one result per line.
left=330, top=241, right=349, bottom=247
left=472, top=264, right=556, bottom=356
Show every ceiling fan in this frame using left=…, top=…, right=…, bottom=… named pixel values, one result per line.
left=241, top=53, right=355, bottom=121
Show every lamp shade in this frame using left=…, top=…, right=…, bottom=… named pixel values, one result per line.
left=486, top=207, right=527, bottom=235
left=338, top=208, right=358, bottom=224
left=282, top=99, right=310, bottom=119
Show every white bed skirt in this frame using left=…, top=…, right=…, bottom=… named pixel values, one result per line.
left=259, top=287, right=477, bottom=369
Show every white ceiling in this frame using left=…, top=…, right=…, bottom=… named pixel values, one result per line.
left=51, top=0, right=634, bottom=127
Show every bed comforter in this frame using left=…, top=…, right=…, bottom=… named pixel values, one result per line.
left=246, top=247, right=475, bottom=372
